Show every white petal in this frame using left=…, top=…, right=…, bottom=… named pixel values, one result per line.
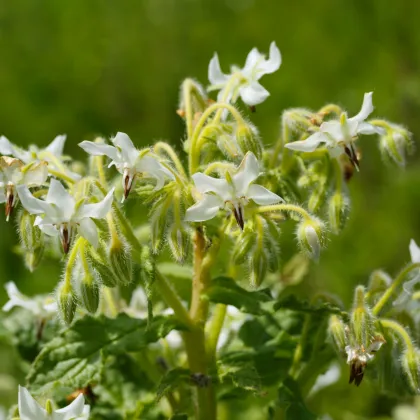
left=53, top=393, right=85, bottom=420
left=78, top=218, right=99, bottom=248
left=259, top=41, right=282, bottom=74
left=22, top=162, right=49, bottom=186
left=285, top=132, right=327, bottom=153
left=247, top=184, right=283, bottom=205
left=350, top=92, right=374, bottom=123
left=320, top=121, right=344, bottom=140
left=18, top=386, right=47, bottom=420
left=208, top=53, right=228, bottom=85
left=185, top=194, right=223, bottom=222
left=46, top=179, right=75, bottom=221
left=17, top=185, right=53, bottom=215
left=38, top=223, right=60, bottom=237
left=46, top=135, right=66, bottom=157
left=112, top=132, right=138, bottom=166
left=192, top=172, right=227, bottom=194
left=79, top=141, right=120, bottom=162
left=243, top=47, right=261, bottom=74
left=0, top=136, right=15, bottom=155
left=239, top=82, right=270, bottom=106
left=233, top=152, right=260, bottom=195
left=306, top=226, right=320, bottom=261
left=410, top=239, right=420, bottom=263
left=357, top=122, right=385, bottom=136
left=77, top=188, right=114, bottom=220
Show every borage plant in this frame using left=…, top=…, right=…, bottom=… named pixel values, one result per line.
left=0, top=41, right=417, bottom=420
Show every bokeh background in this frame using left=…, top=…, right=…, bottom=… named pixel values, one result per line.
left=0, top=0, right=419, bottom=418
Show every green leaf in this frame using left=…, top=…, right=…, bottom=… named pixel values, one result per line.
left=156, top=368, right=191, bottom=402
left=217, top=359, right=261, bottom=393
left=274, top=294, right=346, bottom=318
left=278, top=376, right=317, bottom=420
left=27, top=314, right=183, bottom=394
left=203, top=277, right=272, bottom=315
left=157, top=263, right=193, bottom=280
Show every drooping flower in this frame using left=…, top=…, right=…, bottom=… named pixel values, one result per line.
left=2, top=281, right=57, bottom=317
left=0, top=135, right=80, bottom=181
left=185, top=152, right=282, bottom=229
left=0, top=156, right=48, bottom=220
left=17, top=179, right=114, bottom=252
left=285, top=92, right=384, bottom=169
left=79, top=132, right=174, bottom=201
left=18, top=386, right=87, bottom=420
left=208, top=41, right=281, bottom=107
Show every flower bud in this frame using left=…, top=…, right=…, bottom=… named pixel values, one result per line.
left=307, top=186, right=327, bottom=214
left=109, top=238, right=132, bottom=285
left=217, top=132, right=243, bottom=161
left=379, top=124, right=413, bottom=167
left=150, top=206, right=168, bottom=254
left=329, top=315, right=348, bottom=351
left=57, top=281, right=77, bottom=325
left=88, top=245, right=119, bottom=288
left=231, top=228, right=256, bottom=264
left=236, top=123, right=263, bottom=160
left=140, top=246, right=155, bottom=285
left=282, top=108, right=316, bottom=134
left=350, top=286, right=373, bottom=349
left=368, top=270, right=392, bottom=295
left=168, top=223, right=190, bottom=263
left=401, top=348, right=420, bottom=393
left=78, top=270, right=101, bottom=314
left=249, top=248, right=267, bottom=288
left=18, top=211, right=45, bottom=271
left=328, top=192, right=349, bottom=235
left=178, top=78, right=207, bottom=117
left=296, top=218, right=325, bottom=261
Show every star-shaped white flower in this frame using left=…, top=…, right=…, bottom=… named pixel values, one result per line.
left=285, top=92, right=384, bottom=168
left=2, top=282, right=57, bottom=317
left=0, top=156, right=48, bottom=220
left=18, top=386, right=87, bottom=420
left=0, top=135, right=80, bottom=181
left=185, top=152, right=282, bottom=229
left=79, top=132, right=174, bottom=202
left=208, top=41, right=281, bottom=107
left=17, top=179, right=114, bottom=252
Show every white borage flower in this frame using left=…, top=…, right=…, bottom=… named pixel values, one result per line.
left=17, top=179, right=114, bottom=252
left=185, top=152, right=283, bottom=229
left=79, top=132, right=175, bottom=202
left=410, top=239, right=420, bottom=264
left=0, top=156, right=48, bottom=220
left=208, top=41, right=281, bottom=108
left=0, top=135, right=80, bottom=181
left=2, top=281, right=57, bottom=317
left=18, top=386, right=87, bottom=420
left=285, top=92, right=385, bottom=169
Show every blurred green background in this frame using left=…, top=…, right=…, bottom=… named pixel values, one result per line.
left=0, top=0, right=419, bottom=417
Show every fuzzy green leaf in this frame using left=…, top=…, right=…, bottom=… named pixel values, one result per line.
left=27, top=314, right=183, bottom=394
left=274, top=295, right=346, bottom=318
left=203, top=277, right=272, bottom=315
left=156, top=368, right=191, bottom=402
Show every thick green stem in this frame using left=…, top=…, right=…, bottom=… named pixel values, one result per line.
left=257, top=203, right=312, bottom=221
left=379, top=318, right=415, bottom=352
left=372, top=263, right=420, bottom=316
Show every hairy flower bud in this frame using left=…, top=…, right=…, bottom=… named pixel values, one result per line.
left=328, top=192, right=349, bottom=235
left=88, top=245, right=119, bottom=288
left=329, top=315, right=348, bottom=352
left=350, top=286, right=373, bottom=349
left=401, top=348, right=420, bottom=393
left=18, top=210, right=45, bottom=271
left=249, top=248, right=267, bottom=288
left=231, top=228, right=256, bottom=264
left=368, top=270, right=392, bottom=295
left=57, top=281, right=77, bottom=325
left=379, top=124, right=413, bottom=167
left=109, top=238, right=132, bottom=286
left=282, top=108, right=315, bottom=134
left=296, top=218, right=325, bottom=261
left=78, top=269, right=101, bottom=314
left=168, top=223, right=190, bottom=263
left=236, top=123, right=263, bottom=160
left=217, top=132, right=243, bottom=161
